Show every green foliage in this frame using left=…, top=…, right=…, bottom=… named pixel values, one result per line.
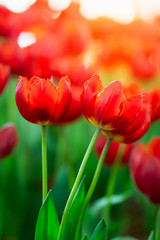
left=148, top=231, right=154, bottom=240
left=62, top=177, right=85, bottom=240
left=112, top=237, right=138, bottom=240
left=34, top=190, right=59, bottom=240
left=89, top=219, right=107, bottom=240
left=90, top=191, right=133, bottom=215
left=81, top=235, right=88, bottom=240
left=155, top=209, right=160, bottom=240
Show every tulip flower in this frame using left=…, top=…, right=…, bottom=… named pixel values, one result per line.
left=15, top=75, right=71, bottom=125
left=95, top=135, right=134, bottom=166
left=0, top=63, right=10, bottom=94
left=130, top=137, right=160, bottom=203
left=81, top=74, right=151, bottom=143
left=0, top=123, right=18, bottom=159
left=130, top=52, right=156, bottom=80
left=0, top=40, right=24, bottom=74
left=16, top=75, right=71, bottom=202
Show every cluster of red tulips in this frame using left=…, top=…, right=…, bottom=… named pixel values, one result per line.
left=1, top=1, right=160, bottom=240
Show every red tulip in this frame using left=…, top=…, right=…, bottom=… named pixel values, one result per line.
left=0, top=123, right=18, bottom=159
left=81, top=74, right=151, bottom=143
left=130, top=137, right=160, bottom=203
left=0, top=40, right=24, bottom=74
left=15, top=76, right=71, bottom=125
left=149, top=88, right=160, bottom=122
left=0, top=63, right=10, bottom=94
left=95, top=135, right=134, bottom=166
left=130, top=52, right=156, bottom=80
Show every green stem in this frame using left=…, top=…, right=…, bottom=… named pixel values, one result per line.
left=75, top=138, right=112, bottom=240
left=42, top=125, right=47, bottom=203
left=104, top=144, right=123, bottom=222
left=57, top=127, right=100, bottom=240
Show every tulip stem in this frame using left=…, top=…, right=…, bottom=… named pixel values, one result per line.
left=57, top=127, right=100, bottom=240
left=75, top=138, right=112, bottom=240
left=104, top=145, right=123, bottom=222
left=42, top=125, right=47, bottom=203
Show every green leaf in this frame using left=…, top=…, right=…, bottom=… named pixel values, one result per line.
left=0, top=195, right=2, bottom=238
left=34, top=190, right=59, bottom=240
left=81, top=235, right=88, bottom=240
left=112, top=237, right=138, bottom=240
left=155, top=208, right=160, bottom=240
left=90, top=219, right=107, bottom=240
left=90, top=191, right=133, bottom=214
left=62, top=177, right=85, bottom=240
left=148, top=231, right=154, bottom=240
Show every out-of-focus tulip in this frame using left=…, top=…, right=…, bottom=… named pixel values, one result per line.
left=0, top=63, right=10, bottom=94
left=0, top=123, right=18, bottom=159
left=95, top=135, right=134, bottom=166
left=21, top=33, right=67, bottom=78
left=81, top=74, right=151, bottom=143
left=130, top=137, right=160, bottom=203
left=15, top=76, right=71, bottom=125
left=130, top=53, right=156, bottom=80
left=51, top=56, right=95, bottom=86
left=0, top=40, right=24, bottom=74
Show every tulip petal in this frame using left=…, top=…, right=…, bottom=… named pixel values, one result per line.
left=95, top=81, right=124, bottom=128
left=81, top=74, right=103, bottom=125
left=51, top=76, right=71, bottom=122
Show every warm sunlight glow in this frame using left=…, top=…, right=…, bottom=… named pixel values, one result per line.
left=48, top=0, right=71, bottom=10
left=0, top=0, right=36, bottom=12
left=0, top=0, right=160, bottom=22
left=17, top=32, right=36, bottom=48
left=80, top=0, right=136, bottom=23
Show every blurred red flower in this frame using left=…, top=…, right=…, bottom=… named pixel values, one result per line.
left=0, top=39, right=24, bottom=74
left=15, top=76, right=71, bottom=125
left=95, top=135, right=134, bottom=166
left=130, top=137, right=160, bottom=203
left=0, top=123, right=18, bottom=159
left=81, top=74, right=151, bottom=143
left=130, top=52, right=156, bottom=80
left=0, top=63, right=10, bottom=94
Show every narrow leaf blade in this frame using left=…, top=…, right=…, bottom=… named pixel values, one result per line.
left=81, top=235, right=88, bottom=240
left=90, top=219, right=107, bottom=240
left=35, top=190, right=59, bottom=240
left=62, top=177, right=85, bottom=240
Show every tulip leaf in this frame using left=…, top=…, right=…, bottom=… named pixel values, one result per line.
left=81, top=235, right=88, bottom=240
left=34, top=190, right=59, bottom=240
left=112, top=237, right=138, bottom=240
left=155, top=208, right=160, bottom=240
left=148, top=231, right=154, bottom=240
left=62, top=177, right=85, bottom=240
left=90, top=191, right=133, bottom=214
left=89, top=219, right=107, bottom=240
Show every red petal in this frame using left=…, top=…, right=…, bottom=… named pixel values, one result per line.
left=95, top=81, right=124, bottom=128
left=51, top=76, right=71, bottom=122
left=81, top=74, right=103, bottom=124
left=0, top=64, right=10, bottom=94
